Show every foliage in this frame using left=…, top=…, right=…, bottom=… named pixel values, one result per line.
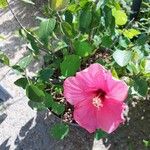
left=0, top=51, right=9, bottom=65
left=95, top=129, right=108, bottom=140
left=143, top=140, right=150, bottom=148
left=0, top=0, right=150, bottom=140
left=50, top=123, right=69, bottom=140
left=0, top=0, right=8, bottom=9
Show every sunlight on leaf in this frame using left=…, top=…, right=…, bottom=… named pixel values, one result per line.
left=38, top=18, right=56, bottom=45
left=112, top=9, right=127, bottom=26
left=17, top=54, right=33, bottom=69
left=123, top=29, right=141, bottom=39
left=113, top=50, right=132, bottom=67
left=0, top=0, right=8, bottom=9
left=51, top=0, right=69, bottom=10
left=0, top=51, right=9, bottom=65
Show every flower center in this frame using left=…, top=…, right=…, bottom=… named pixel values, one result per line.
left=92, top=89, right=106, bottom=108
left=92, top=96, right=103, bottom=108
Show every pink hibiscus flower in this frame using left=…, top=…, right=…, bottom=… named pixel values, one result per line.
left=63, top=63, right=128, bottom=133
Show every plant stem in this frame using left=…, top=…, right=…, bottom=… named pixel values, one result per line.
left=6, top=0, right=48, bottom=52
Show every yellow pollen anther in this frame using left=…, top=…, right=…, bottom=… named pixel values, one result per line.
left=92, top=96, right=103, bottom=108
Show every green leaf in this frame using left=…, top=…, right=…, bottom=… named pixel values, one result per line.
left=140, top=59, right=146, bottom=72
left=52, top=102, right=65, bottom=115
left=111, top=68, right=119, bottom=79
left=95, top=129, right=107, bottom=140
left=133, top=78, right=148, bottom=96
left=136, top=34, right=149, bottom=45
left=67, top=3, right=79, bottom=13
left=50, top=0, right=69, bottom=11
left=38, top=18, right=56, bottom=45
left=101, top=35, right=112, bottom=48
left=17, top=54, right=33, bottom=69
left=61, top=22, right=74, bottom=37
left=28, top=101, right=46, bottom=111
left=12, top=65, right=24, bottom=73
left=74, top=41, right=93, bottom=57
left=26, top=84, right=45, bottom=102
left=127, top=62, right=139, bottom=75
left=103, top=5, right=115, bottom=31
left=79, top=0, right=89, bottom=7
left=38, top=67, right=54, bottom=82
left=21, top=0, right=35, bottom=5
left=112, top=9, right=127, bottom=26
left=27, top=42, right=39, bottom=55
left=35, top=82, right=46, bottom=90
left=145, top=59, right=150, bottom=73
left=55, top=41, right=68, bottom=52
left=90, top=5, right=101, bottom=28
left=0, top=51, right=9, bottom=65
left=79, top=4, right=92, bottom=33
left=143, top=140, right=150, bottom=147
left=0, top=0, right=8, bottom=9
left=50, top=123, right=69, bottom=140
left=44, top=93, right=54, bottom=108
left=18, top=29, right=27, bottom=38
left=14, top=77, right=28, bottom=89
left=123, top=29, right=141, bottom=39
left=60, top=55, right=80, bottom=77
left=113, top=50, right=132, bottom=67
left=119, top=36, right=130, bottom=48
left=27, top=33, right=39, bottom=55
left=65, top=10, right=73, bottom=25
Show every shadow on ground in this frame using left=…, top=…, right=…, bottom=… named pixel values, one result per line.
left=0, top=0, right=46, bottom=75
left=0, top=138, right=10, bottom=150
left=13, top=111, right=94, bottom=150
left=0, top=0, right=46, bottom=59
left=1, top=99, right=147, bottom=150
left=102, top=99, right=150, bottom=150
left=0, top=113, right=7, bottom=124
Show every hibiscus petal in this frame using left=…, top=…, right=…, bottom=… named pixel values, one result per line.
left=73, top=100, right=97, bottom=133
left=64, top=76, right=94, bottom=105
left=64, top=63, right=108, bottom=105
left=106, top=72, right=128, bottom=101
left=97, top=99, right=126, bottom=133
left=76, top=63, right=108, bottom=92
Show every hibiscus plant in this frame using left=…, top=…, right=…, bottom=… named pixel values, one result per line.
left=0, top=0, right=150, bottom=140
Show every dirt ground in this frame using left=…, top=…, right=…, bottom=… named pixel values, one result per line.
left=0, top=1, right=150, bottom=150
